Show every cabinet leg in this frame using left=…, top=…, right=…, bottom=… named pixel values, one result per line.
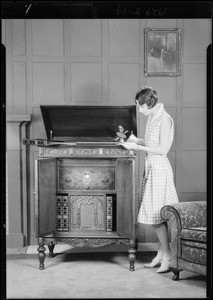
left=48, top=241, right=55, bottom=258
left=37, top=237, right=46, bottom=270
left=128, top=239, right=138, bottom=271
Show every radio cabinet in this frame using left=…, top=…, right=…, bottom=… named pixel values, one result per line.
left=35, top=146, right=137, bottom=270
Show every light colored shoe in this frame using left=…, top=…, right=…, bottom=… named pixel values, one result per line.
left=144, top=255, right=162, bottom=268
left=156, top=257, right=170, bottom=273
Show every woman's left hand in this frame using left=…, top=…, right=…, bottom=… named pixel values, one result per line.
left=122, top=142, right=138, bottom=150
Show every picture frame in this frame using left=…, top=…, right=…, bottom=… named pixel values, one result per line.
left=144, top=28, right=181, bottom=77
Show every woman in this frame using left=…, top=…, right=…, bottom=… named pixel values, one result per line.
left=123, top=86, right=179, bottom=273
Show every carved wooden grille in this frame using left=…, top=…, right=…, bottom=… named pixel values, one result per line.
left=70, top=195, right=106, bottom=231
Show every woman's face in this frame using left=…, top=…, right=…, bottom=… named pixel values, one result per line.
left=136, top=101, right=151, bottom=116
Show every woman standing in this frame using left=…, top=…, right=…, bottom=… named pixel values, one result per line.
left=123, top=86, right=179, bottom=273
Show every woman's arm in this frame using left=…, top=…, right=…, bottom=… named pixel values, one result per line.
left=123, top=115, right=172, bottom=155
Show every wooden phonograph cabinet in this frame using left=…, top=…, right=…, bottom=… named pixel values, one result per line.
left=24, top=106, right=138, bottom=270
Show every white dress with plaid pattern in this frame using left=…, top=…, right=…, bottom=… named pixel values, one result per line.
left=137, top=103, right=179, bottom=224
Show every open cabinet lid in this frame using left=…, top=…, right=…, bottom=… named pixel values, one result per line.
left=40, top=105, right=137, bottom=141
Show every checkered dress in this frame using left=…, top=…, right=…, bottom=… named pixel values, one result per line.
left=137, top=103, right=179, bottom=224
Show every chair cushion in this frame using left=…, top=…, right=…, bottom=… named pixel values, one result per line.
left=181, top=243, right=206, bottom=265
left=180, top=227, right=206, bottom=243
left=180, top=227, right=207, bottom=265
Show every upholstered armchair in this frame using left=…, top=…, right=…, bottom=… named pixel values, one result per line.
left=160, top=201, right=207, bottom=280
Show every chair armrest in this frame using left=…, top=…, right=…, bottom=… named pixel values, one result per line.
left=161, top=201, right=206, bottom=230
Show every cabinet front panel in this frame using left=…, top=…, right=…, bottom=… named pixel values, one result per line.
left=70, top=195, right=106, bottom=231
left=58, top=166, right=115, bottom=190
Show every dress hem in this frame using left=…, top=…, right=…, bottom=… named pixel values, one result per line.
left=137, top=220, right=166, bottom=225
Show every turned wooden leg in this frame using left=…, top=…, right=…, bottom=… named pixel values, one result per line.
left=128, top=238, right=138, bottom=271
left=48, top=241, right=55, bottom=258
left=171, top=267, right=182, bottom=281
left=37, top=237, right=46, bottom=270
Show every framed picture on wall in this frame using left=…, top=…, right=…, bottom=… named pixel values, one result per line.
left=144, top=28, right=181, bottom=77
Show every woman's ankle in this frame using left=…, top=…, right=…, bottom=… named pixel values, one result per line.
left=154, top=249, right=163, bottom=259
left=162, top=253, right=171, bottom=261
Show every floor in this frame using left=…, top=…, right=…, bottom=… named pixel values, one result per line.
left=4, top=245, right=207, bottom=299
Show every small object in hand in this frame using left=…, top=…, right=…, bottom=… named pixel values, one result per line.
left=122, top=142, right=138, bottom=150
left=126, top=133, right=138, bottom=143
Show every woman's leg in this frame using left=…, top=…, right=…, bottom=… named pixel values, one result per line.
left=153, top=222, right=171, bottom=273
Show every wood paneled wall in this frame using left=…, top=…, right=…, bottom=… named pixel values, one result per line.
left=4, top=18, right=211, bottom=246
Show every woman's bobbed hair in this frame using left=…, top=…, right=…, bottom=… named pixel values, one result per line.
left=135, top=86, right=158, bottom=108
